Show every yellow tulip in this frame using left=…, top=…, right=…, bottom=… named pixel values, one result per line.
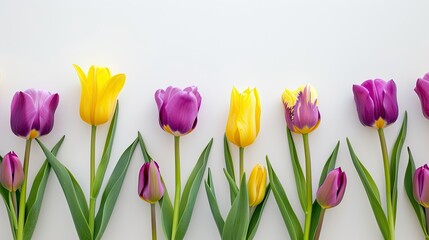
left=73, top=64, right=126, bottom=126
left=248, top=164, right=267, bottom=207
left=226, top=87, right=261, bottom=147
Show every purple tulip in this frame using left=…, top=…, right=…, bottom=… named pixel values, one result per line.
left=138, top=161, right=164, bottom=204
left=316, top=167, right=347, bottom=209
left=11, top=89, right=59, bottom=139
left=0, top=152, right=24, bottom=192
left=415, top=73, right=429, bottom=119
left=352, top=79, right=398, bottom=129
left=413, top=164, right=429, bottom=208
left=155, top=86, right=201, bottom=136
left=282, top=84, right=321, bottom=134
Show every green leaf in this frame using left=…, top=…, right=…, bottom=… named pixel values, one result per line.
left=247, top=184, right=271, bottom=240
left=175, top=139, right=213, bottom=240
left=137, top=132, right=153, bottom=163
left=222, top=174, right=249, bottom=240
left=266, top=157, right=302, bottom=240
left=286, top=129, right=307, bottom=212
left=223, top=168, right=238, bottom=200
left=318, top=141, right=340, bottom=187
left=36, top=139, right=92, bottom=240
left=404, top=147, right=428, bottom=236
left=204, top=168, right=225, bottom=236
left=92, top=103, right=119, bottom=199
left=159, top=179, right=174, bottom=240
left=94, top=138, right=138, bottom=240
left=24, top=136, right=65, bottom=240
left=390, top=112, right=407, bottom=223
left=224, top=134, right=236, bottom=204
left=347, top=138, right=390, bottom=240
left=309, top=201, right=323, bottom=240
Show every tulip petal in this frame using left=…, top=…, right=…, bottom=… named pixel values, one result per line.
left=352, top=84, right=375, bottom=127
left=164, top=90, right=199, bottom=135
left=11, top=91, right=36, bottom=137
left=93, top=73, right=125, bottom=125
left=381, top=80, right=398, bottom=125
left=415, top=77, right=429, bottom=119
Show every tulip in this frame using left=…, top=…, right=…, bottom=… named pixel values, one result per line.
left=413, top=164, right=429, bottom=208
left=415, top=73, right=429, bottom=119
left=248, top=164, right=267, bottom=207
left=0, top=152, right=24, bottom=192
left=316, top=167, right=347, bottom=209
left=138, top=161, right=165, bottom=204
left=226, top=87, right=261, bottom=147
left=10, top=89, right=59, bottom=139
left=155, top=86, right=201, bottom=136
left=73, top=64, right=126, bottom=126
left=352, top=79, right=398, bottom=129
left=282, top=84, right=320, bottom=134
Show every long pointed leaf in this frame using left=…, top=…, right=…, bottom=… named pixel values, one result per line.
left=286, top=129, right=307, bottom=212
left=266, top=157, right=302, bottom=240
left=36, top=139, right=91, bottom=240
left=247, top=184, right=271, bottom=240
left=24, top=137, right=65, bottom=240
left=205, top=169, right=225, bottom=236
left=347, top=138, right=390, bottom=240
left=159, top=179, right=173, bottom=240
left=94, top=138, right=138, bottom=240
left=223, top=168, right=238, bottom=199
left=222, top=174, right=249, bottom=240
left=404, top=147, right=428, bottom=236
left=318, top=141, right=340, bottom=187
left=224, top=134, right=236, bottom=204
left=175, top=139, right=213, bottom=240
left=138, top=132, right=153, bottom=163
left=92, top=103, right=119, bottom=198
left=390, top=112, right=407, bottom=223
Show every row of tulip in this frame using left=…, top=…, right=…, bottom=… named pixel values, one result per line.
left=1, top=66, right=429, bottom=240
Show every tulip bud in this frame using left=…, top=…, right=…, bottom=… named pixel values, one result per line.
left=282, top=84, right=320, bottom=134
left=155, top=86, right=202, bottom=136
left=226, top=87, right=261, bottom=147
left=11, top=89, right=59, bottom=139
left=316, top=167, right=347, bottom=209
left=138, top=161, right=165, bottom=204
left=248, top=164, right=267, bottom=207
left=352, top=79, right=398, bottom=129
left=413, top=164, right=429, bottom=208
left=0, top=152, right=24, bottom=192
left=415, top=73, right=429, bottom=120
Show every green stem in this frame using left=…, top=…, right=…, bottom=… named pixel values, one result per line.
left=171, top=136, right=181, bottom=240
left=378, top=128, right=395, bottom=240
left=17, top=139, right=32, bottom=240
left=314, top=209, right=326, bottom=240
left=151, top=204, right=157, bottom=240
left=303, top=134, right=312, bottom=240
left=239, top=147, right=244, bottom=180
left=89, top=125, right=97, bottom=237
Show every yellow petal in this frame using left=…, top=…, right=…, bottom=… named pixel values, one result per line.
left=226, top=87, right=240, bottom=146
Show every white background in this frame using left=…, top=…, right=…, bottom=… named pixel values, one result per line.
left=1, top=0, right=429, bottom=239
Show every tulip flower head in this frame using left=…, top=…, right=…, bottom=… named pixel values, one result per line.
left=74, top=64, right=126, bottom=126
left=316, top=167, right=347, bottom=209
left=415, top=73, right=429, bottom=120
left=11, top=89, right=59, bottom=139
left=248, top=164, right=267, bottom=207
left=282, top=84, right=320, bottom=134
left=413, top=164, right=429, bottom=208
left=0, top=152, right=24, bottom=192
left=138, top=160, right=165, bottom=204
left=352, top=79, right=398, bottom=129
left=226, top=87, right=261, bottom=147
left=155, top=86, right=201, bottom=136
